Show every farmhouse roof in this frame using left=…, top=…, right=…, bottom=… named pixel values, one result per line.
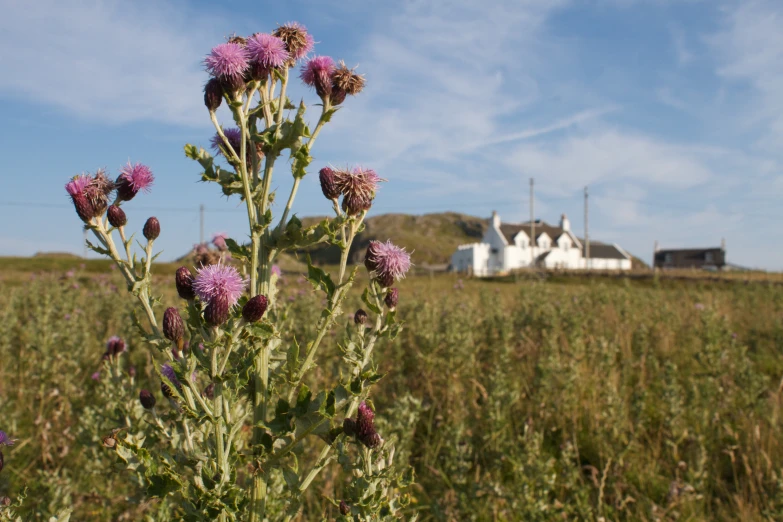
left=581, top=241, right=629, bottom=260
left=499, top=221, right=569, bottom=244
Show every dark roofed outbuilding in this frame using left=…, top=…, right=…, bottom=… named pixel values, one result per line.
left=654, top=247, right=726, bottom=270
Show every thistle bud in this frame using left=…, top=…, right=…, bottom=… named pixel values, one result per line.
left=143, top=217, right=160, bottom=241
left=242, top=294, right=268, bottom=322
left=343, top=418, right=356, bottom=437
left=106, top=336, right=126, bottom=356
left=319, top=167, right=340, bottom=200
left=355, top=401, right=383, bottom=449
left=204, top=78, right=223, bottom=112
left=162, top=307, right=185, bottom=342
left=73, top=193, right=95, bottom=222
left=0, top=495, right=9, bottom=506
left=139, top=389, right=156, bottom=409
left=376, top=272, right=394, bottom=288
left=339, top=500, right=350, bottom=516
left=364, top=241, right=382, bottom=272
left=354, top=309, right=368, bottom=325
left=384, top=288, right=399, bottom=310
left=341, top=192, right=372, bottom=215
left=203, top=382, right=215, bottom=400
left=128, top=365, right=137, bottom=378
left=107, top=205, right=127, bottom=228
left=175, top=266, right=196, bottom=300
left=205, top=293, right=230, bottom=327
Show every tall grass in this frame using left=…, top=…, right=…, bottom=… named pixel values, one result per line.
left=1, top=270, right=782, bottom=520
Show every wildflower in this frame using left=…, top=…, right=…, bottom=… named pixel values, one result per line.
left=139, top=389, right=156, bottom=409
left=116, top=162, right=154, bottom=202
left=354, top=309, right=368, bottom=325
left=212, top=233, right=228, bottom=252
left=65, top=175, right=94, bottom=222
left=193, top=263, right=246, bottom=308
left=384, top=288, right=398, bottom=310
left=318, top=167, right=340, bottom=201
left=128, top=365, right=136, bottom=378
left=175, top=266, right=196, bottom=300
left=273, top=22, right=314, bottom=63
left=300, top=56, right=335, bottom=99
left=271, top=265, right=282, bottom=277
left=143, top=217, right=160, bottom=241
left=339, top=501, right=350, bottom=516
left=246, top=33, right=289, bottom=79
left=344, top=401, right=383, bottom=449
left=364, top=240, right=411, bottom=287
left=330, top=61, right=365, bottom=105
left=242, top=294, right=269, bottom=322
left=202, top=382, right=215, bottom=400
left=161, top=363, right=182, bottom=397
left=107, top=205, right=127, bottom=228
left=106, top=336, right=126, bottom=356
left=84, top=169, right=113, bottom=216
left=205, top=42, right=249, bottom=93
left=210, top=127, right=242, bottom=157
left=204, top=78, right=223, bottom=112
left=163, top=307, right=185, bottom=343
left=334, top=167, right=383, bottom=215
left=91, top=371, right=101, bottom=381
left=0, top=430, right=16, bottom=446
left=205, top=293, right=230, bottom=326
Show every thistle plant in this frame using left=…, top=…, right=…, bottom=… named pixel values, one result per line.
left=61, top=23, right=414, bottom=521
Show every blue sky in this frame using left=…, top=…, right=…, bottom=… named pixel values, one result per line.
left=1, top=0, right=782, bottom=269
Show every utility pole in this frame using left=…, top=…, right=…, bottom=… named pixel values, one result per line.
left=200, top=204, right=205, bottom=245
left=529, top=178, right=535, bottom=267
left=83, top=229, right=88, bottom=258
left=584, top=186, right=590, bottom=270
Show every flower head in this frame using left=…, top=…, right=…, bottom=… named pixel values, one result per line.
left=242, top=294, right=269, bottom=322
left=116, top=162, right=154, bottom=201
left=210, top=127, right=242, bottom=156
left=65, top=175, right=95, bottom=222
left=355, top=401, right=383, bottom=448
left=65, top=175, right=90, bottom=197
left=163, top=307, right=185, bottom=343
left=204, top=78, right=223, bottom=111
left=192, top=262, right=246, bottom=308
left=91, top=371, right=101, bottom=381
left=0, top=430, right=16, bottom=446
left=161, top=363, right=182, bottom=391
left=300, top=56, right=335, bottom=98
left=106, top=336, right=126, bottom=356
left=334, top=167, right=384, bottom=214
left=330, top=61, right=365, bottom=105
left=273, top=22, right=314, bottom=62
left=271, top=265, right=282, bottom=277
left=107, top=205, right=127, bottom=228
left=247, top=33, right=289, bottom=72
left=143, top=217, right=160, bottom=241
left=175, top=266, right=196, bottom=300
left=139, top=389, right=156, bottom=410
left=364, top=240, right=411, bottom=287
left=319, top=167, right=340, bottom=200
left=212, top=233, right=228, bottom=252
left=205, top=42, right=249, bottom=80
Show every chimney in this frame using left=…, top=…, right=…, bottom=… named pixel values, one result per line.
left=491, top=210, right=500, bottom=228
left=560, top=213, right=570, bottom=231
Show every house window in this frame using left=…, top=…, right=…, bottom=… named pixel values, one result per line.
left=664, top=253, right=672, bottom=264
left=705, top=252, right=714, bottom=263
left=491, top=248, right=499, bottom=255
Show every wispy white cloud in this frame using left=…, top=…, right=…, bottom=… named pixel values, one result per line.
left=0, top=0, right=221, bottom=126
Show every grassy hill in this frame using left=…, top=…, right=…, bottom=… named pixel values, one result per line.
left=296, top=212, right=487, bottom=266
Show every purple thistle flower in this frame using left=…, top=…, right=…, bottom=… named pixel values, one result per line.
left=65, top=175, right=90, bottom=197
left=192, top=262, right=246, bottom=308
left=355, top=401, right=383, bottom=449
left=116, top=162, right=154, bottom=201
left=210, top=127, right=242, bottom=157
left=271, top=265, right=282, bottom=277
left=273, top=22, right=314, bottom=62
left=212, top=233, right=228, bottom=252
left=91, top=371, right=101, bottom=381
left=300, top=56, right=335, bottom=98
left=0, top=430, right=16, bottom=446
left=161, top=364, right=182, bottom=391
left=205, top=42, right=249, bottom=80
left=247, top=33, right=289, bottom=71
left=365, top=240, right=411, bottom=287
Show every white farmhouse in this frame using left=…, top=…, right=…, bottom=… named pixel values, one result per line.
left=451, top=212, right=632, bottom=275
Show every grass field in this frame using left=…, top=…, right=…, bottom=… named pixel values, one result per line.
left=1, top=258, right=782, bottom=520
